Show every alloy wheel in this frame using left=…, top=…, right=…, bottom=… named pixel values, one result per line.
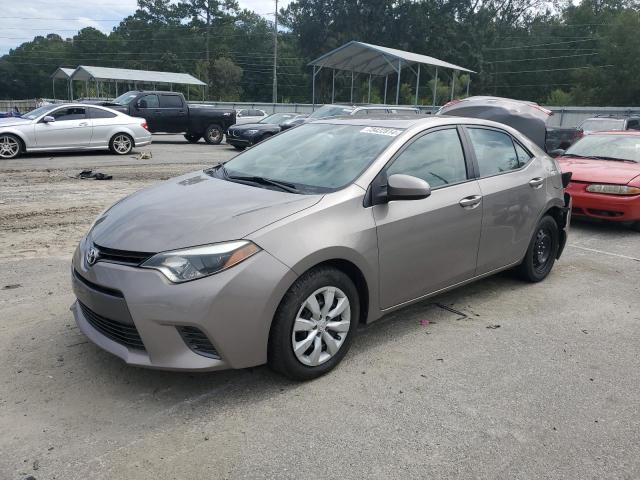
left=291, top=286, right=351, bottom=367
left=0, top=135, right=20, bottom=159
left=113, top=134, right=132, bottom=154
left=208, top=128, right=222, bottom=143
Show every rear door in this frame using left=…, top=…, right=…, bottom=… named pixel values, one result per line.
left=373, top=126, right=483, bottom=308
left=133, top=94, right=161, bottom=131
left=158, top=94, right=187, bottom=132
left=463, top=126, right=547, bottom=274
left=34, top=106, right=92, bottom=148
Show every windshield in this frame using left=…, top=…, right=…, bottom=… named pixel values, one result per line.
left=222, top=123, right=403, bottom=192
left=112, top=92, right=139, bottom=105
left=565, top=134, right=640, bottom=163
left=260, top=113, right=297, bottom=124
left=579, top=118, right=625, bottom=132
left=307, top=105, right=355, bottom=120
left=21, top=105, right=57, bottom=120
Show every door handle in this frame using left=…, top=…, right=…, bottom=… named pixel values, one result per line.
left=79, top=122, right=89, bottom=127
left=459, top=195, right=482, bottom=208
left=529, top=177, right=544, bottom=189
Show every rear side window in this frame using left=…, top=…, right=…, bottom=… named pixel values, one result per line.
left=627, top=119, right=640, bottom=130
left=89, top=108, right=117, bottom=119
left=238, top=109, right=250, bottom=116
left=467, top=128, right=522, bottom=177
left=51, top=107, right=86, bottom=121
left=386, top=128, right=468, bottom=188
left=514, top=142, right=532, bottom=166
left=159, top=95, right=183, bottom=108
left=249, top=109, right=264, bottom=116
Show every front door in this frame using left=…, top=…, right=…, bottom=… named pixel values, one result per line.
left=34, top=106, right=92, bottom=148
left=133, top=94, right=162, bottom=131
left=373, top=127, right=483, bottom=309
left=463, top=126, right=548, bottom=274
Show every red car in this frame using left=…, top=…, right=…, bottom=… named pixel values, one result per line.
left=556, top=131, right=640, bottom=231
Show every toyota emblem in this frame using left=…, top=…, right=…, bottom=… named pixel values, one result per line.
left=86, top=247, right=98, bottom=266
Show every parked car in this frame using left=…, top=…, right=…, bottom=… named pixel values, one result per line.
left=226, top=113, right=302, bottom=150
left=545, top=126, right=583, bottom=154
left=556, top=131, right=640, bottom=230
left=0, top=104, right=151, bottom=159
left=71, top=115, right=570, bottom=380
left=578, top=115, right=640, bottom=134
left=98, top=91, right=236, bottom=144
left=279, top=114, right=309, bottom=131
left=235, top=108, right=268, bottom=125
left=305, top=104, right=421, bottom=123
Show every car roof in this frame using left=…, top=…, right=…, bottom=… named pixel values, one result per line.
left=585, top=130, right=640, bottom=136
left=312, top=115, right=512, bottom=130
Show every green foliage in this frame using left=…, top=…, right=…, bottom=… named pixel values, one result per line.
left=1, top=0, right=640, bottom=105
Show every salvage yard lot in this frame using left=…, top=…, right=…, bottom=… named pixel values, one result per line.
left=1, top=136, right=639, bottom=479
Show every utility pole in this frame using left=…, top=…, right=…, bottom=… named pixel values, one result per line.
left=205, top=0, right=211, bottom=100
left=272, top=0, right=278, bottom=103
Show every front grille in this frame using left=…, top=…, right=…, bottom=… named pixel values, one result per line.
left=79, top=301, right=145, bottom=351
left=178, top=326, right=220, bottom=359
left=93, top=244, right=154, bottom=267
left=73, top=269, right=124, bottom=298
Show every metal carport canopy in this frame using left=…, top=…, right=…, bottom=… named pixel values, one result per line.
left=50, top=67, right=75, bottom=80
left=69, top=66, right=206, bottom=86
left=308, top=41, right=475, bottom=106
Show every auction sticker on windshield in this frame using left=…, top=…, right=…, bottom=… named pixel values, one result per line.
left=360, top=127, right=403, bottom=137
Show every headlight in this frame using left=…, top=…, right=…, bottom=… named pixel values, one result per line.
left=246, top=129, right=259, bottom=135
left=141, top=241, right=261, bottom=283
left=585, top=184, right=640, bottom=195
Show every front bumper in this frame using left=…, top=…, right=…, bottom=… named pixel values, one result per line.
left=565, top=182, right=640, bottom=222
left=71, top=238, right=296, bottom=371
left=225, top=137, right=251, bottom=148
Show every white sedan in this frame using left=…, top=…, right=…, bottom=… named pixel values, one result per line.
left=234, top=108, right=268, bottom=125
left=0, top=104, right=152, bottom=159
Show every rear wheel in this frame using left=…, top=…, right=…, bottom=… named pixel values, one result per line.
left=204, top=124, right=223, bottom=145
left=109, top=133, right=134, bottom=155
left=268, top=266, right=359, bottom=380
left=0, top=134, right=22, bottom=159
left=632, top=222, right=640, bottom=232
left=184, top=134, right=201, bottom=143
left=516, top=215, right=559, bottom=282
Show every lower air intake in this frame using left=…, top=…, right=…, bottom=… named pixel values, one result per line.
left=177, top=326, right=220, bottom=359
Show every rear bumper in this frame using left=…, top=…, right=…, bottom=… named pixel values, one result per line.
left=566, top=182, right=640, bottom=222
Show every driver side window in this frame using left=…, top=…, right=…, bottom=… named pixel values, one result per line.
left=51, top=107, right=86, bottom=121
left=386, top=128, right=468, bottom=188
left=138, top=95, right=159, bottom=109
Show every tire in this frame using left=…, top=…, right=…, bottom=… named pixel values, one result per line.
left=109, top=133, right=134, bottom=155
left=268, top=266, right=360, bottom=380
left=516, top=215, right=560, bottom=282
left=184, top=134, right=201, bottom=143
left=631, top=222, right=640, bottom=232
left=204, top=124, right=223, bottom=145
left=0, top=133, right=22, bottom=159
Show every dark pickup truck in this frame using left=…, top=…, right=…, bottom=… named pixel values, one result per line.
left=97, top=91, right=236, bottom=144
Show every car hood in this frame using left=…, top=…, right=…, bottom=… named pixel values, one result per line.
left=0, top=117, right=32, bottom=127
left=90, top=171, right=322, bottom=252
left=230, top=123, right=279, bottom=131
left=557, top=157, right=640, bottom=184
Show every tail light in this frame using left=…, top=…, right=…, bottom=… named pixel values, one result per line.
left=141, top=121, right=149, bottom=131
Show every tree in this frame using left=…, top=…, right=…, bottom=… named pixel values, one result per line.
left=210, top=57, right=243, bottom=100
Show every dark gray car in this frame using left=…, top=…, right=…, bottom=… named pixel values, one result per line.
left=71, top=116, right=571, bottom=380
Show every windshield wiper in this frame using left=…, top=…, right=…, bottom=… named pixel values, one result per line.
left=224, top=169, right=299, bottom=193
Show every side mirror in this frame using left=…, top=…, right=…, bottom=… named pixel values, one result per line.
left=387, top=174, right=431, bottom=201
left=43, top=115, right=55, bottom=123
left=548, top=149, right=565, bottom=158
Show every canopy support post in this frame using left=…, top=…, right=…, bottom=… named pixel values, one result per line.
left=70, top=80, right=74, bottom=101
left=368, top=74, right=372, bottom=103
left=312, top=65, right=316, bottom=109
left=450, top=72, right=456, bottom=101
left=415, top=64, right=421, bottom=106
left=466, top=76, right=470, bottom=97
left=115, top=82, right=118, bottom=97
left=432, top=67, right=438, bottom=109
left=350, top=70, right=354, bottom=104
left=384, top=75, right=388, bottom=104
left=331, top=69, right=335, bottom=103
left=395, top=59, right=402, bottom=105
left=52, top=79, right=55, bottom=100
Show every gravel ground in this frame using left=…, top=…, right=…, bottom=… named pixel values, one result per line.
left=1, top=136, right=639, bottom=480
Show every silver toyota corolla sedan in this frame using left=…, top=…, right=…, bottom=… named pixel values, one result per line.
left=0, top=103, right=151, bottom=159
left=71, top=116, right=571, bottom=380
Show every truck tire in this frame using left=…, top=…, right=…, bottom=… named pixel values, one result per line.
left=204, top=124, right=223, bottom=145
left=184, top=134, right=201, bottom=143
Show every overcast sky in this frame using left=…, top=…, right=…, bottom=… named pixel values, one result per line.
left=1, top=0, right=292, bottom=54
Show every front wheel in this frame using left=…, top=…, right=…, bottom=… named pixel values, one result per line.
left=184, top=134, right=201, bottom=143
left=268, top=267, right=359, bottom=380
left=204, top=124, right=223, bottom=145
left=109, top=133, right=134, bottom=155
left=516, top=215, right=559, bottom=282
left=0, top=134, right=22, bottom=159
